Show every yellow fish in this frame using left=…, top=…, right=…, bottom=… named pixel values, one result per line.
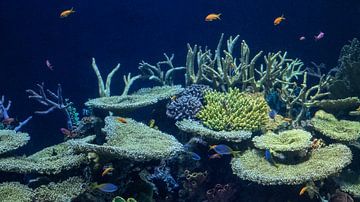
left=60, top=7, right=75, bottom=18
left=205, top=13, right=221, bottom=21
left=274, top=14, right=285, bottom=25
left=149, top=119, right=156, bottom=128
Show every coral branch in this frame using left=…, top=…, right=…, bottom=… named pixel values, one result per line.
left=91, top=58, right=120, bottom=97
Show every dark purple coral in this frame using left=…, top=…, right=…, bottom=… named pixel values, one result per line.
left=166, top=84, right=210, bottom=120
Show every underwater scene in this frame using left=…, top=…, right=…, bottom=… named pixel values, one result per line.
left=1, top=0, right=360, bottom=201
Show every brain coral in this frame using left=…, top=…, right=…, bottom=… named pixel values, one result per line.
left=252, top=129, right=312, bottom=152
left=196, top=88, right=270, bottom=131
left=0, top=130, right=30, bottom=155
left=311, top=110, right=360, bottom=142
left=231, top=144, right=352, bottom=185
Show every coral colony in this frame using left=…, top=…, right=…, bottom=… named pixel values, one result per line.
left=1, top=34, right=360, bottom=202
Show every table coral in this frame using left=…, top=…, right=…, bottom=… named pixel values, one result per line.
left=231, top=144, right=352, bottom=185
left=0, top=182, right=34, bottom=202
left=175, top=119, right=252, bottom=142
left=71, top=117, right=183, bottom=161
left=85, top=85, right=183, bottom=112
left=196, top=88, right=269, bottom=132
left=311, top=110, right=360, bottom=142
left=311, top=97, right=360, bottom=113
left=0, top=130, right=30, bottom=155
left=252, top=129, right=312, bottom=152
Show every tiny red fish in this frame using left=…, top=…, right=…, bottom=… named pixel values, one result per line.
left=2, top=118, right=14, bottom=125
left=46, top=60, right=54, bottom=71
left=60, top=128, right=77, bottom=138
left=116, top=117, right=127, bottom=123
left=209, top=153, right=222, bottom=159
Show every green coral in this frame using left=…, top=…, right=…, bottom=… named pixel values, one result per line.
left=175, top=119, right=252, bottom=142
left=310, top=97, right=360, bottom=114
left=311, top=110, right=360, bottom=142
left=113, top=196, right=137, bottom=202
left=34, top=176, right=87, bottom=202
left=252, top=129, right=312, bottom=152
left=85, top=85, right=183, bottom=112
left=231, top=144, right=352, bottom=185
left=71, top=117, right=183, bottom=161
left=0, top=130, right=30, bottom=155
left=0, top=182, right=34, bottom=202
left=196, top=88, right=270, bottom=131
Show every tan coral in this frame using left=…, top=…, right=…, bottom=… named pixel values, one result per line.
left=0, top=130, right=30, bottom=155
left=231, top=144, right=352, bottom=185
left=252, top=129, right=312, bottom=152
left=311, top=110, right=360, bottom=142
left=71, top=117, right=183, bottom=161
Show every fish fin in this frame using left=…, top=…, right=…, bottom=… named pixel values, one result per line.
left=71, top=7, right=76, bottom=12
left=218, top=13, right=222, bottom=19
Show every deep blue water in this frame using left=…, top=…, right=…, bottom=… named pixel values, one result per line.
left=1, top=0, right=360, bottom=150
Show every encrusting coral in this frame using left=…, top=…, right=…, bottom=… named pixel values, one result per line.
left=71, top=117, right=183, bottom=161
left=34, top=176, right=87, bottom=202
left=85, top=85, right=183, bottom=112
left=311, top=110, right=360, bottom=142
left=0, top=130, right=30, bottom=155
left=337, top=170, right=360, bottom=198
left=231, top=144, right=352, bottom=185
left=196, top=88, right=269, bottom=132
left=252, top=129, right=312, bottom=152
left=0, top=137, right=92, bottom=174
left=0, top=182, right=34, bottom=202
left=175, top=119, right=252, bottom=142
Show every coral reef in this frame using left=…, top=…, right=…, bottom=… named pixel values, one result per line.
left=0, top=137, right=92, bottom=174
left=178, top=170, right=208, bottom=201
left=139, top=53, right=185, bottom=86
left=311, top=97, right=360, bottom=114
left=166, top=84, right=210, bottom=120
left=205, top=184, right=236, bottom=202
left=231, top=144, right=352, bottom=185
left=176, top=119, right=252, bottom=142
left=0, top=95, right=32, bottom=132
left=0, top=130, right=30, bottom=155
left=252, top=129, right=312, bottom=152
left=85, top=85, right=183, bottom=112
left=197, top=88, right=270, bottom=132
left=71, top=117, right=183, bottom=161
left=144, top=160, right=179, bottom=192
left=34, top=176, right=87, bottom=202
left=311, top=110, right=360, bottom=142
left=113, top=196, right=137, bottom=202
left=0, top=182, right=34, bottom=202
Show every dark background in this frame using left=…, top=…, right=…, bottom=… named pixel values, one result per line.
left=1, top=0, right=359, bottom=150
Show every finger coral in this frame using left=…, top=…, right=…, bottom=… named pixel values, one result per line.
left=231, top=144, right=352, bottom=185
left=252, top=129, right=312, bottom=152
left=311, top=110, right=360, bottom=142
left=196, top=88, right=270, bottom=132
left=0, top=130, right=30, bottom=155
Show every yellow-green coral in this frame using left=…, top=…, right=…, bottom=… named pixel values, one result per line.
left=0, top=182, right=34, bottom=202
left=231, top=144, right=352, bottom=185
left=252, top=129, right=312, bottom=152
left=0, top=130, right=30, bottom=155
left=311, top=110, right=360, bottom=142
left=34, top=176, right=87, bottom=202
left=196, top=88, right=270, bottom=131
left=113, top=196, right=138, bottom=202
left=338, top=170, right=360, bottom=198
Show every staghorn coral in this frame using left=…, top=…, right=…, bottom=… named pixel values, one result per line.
left=252, top=129, right=312, bottom=152
left=34, top=176, right=87, bottom=202
left=85, top=85, right=183, bottom=112
left=176, top=119, right=252, bottom=142
left=311, top=110, right=360, bottom=142
left=166, top=84, right=210, bottom=120
left=0, top=137, right=93, bottom=174
left=231, top=144, right=352, bottom=185
left=71, top=117, right=183, bottom=161
left=0, top=182, right=34, bottom=202
left=0, top=130, right=30, bottom=155
left=196, top=88, right=270, bottom=132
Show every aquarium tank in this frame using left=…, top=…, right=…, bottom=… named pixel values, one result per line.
left=1, top=0, right=360, bottom=201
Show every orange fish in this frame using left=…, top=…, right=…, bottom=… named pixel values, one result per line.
left=274, top=14, right=285, bottom=25
left=117, top=117, right=127, bottom=123
left=205, top=13, right=221, bottom=21
left=60, top=8, right=75, bottom=18
left=170, top=95, right=177, bottom=101
left=299, top=186, right=308, bottom=195
left=209, top=153, right=222, bottom=159
left=283, top=117, right=292, bottom=122
left=101, top=167, right=114, bottom=177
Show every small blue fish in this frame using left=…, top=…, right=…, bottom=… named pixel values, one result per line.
left=94, top=183, right=118, bottom=193
left=209, top=144, right=233, bottom=155
left=269, top=110, right=277, bottom=119
left=189, top=152, right=201, bottom=161
left=265, top=149, right=279, bottom=167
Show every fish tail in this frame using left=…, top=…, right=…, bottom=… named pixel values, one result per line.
left=71, top=7, right=76, bottom=12
left=218, top=13, right=222, bottom=20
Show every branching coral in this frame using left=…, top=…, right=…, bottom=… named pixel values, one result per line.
left=252, top=129, right=312, bottom=152
left=231, top=144, right=352, bottom=185
left=311, top=110, right=360, bottom=142
left=139, top=53, right=185, bottom=85
left=166, top=84, right=210, bottom=120
left=196, top=88, right=270, bottom=131
left=0, top=95, right=32, bottom=132
left=0, top=130, right=30, bottom=155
